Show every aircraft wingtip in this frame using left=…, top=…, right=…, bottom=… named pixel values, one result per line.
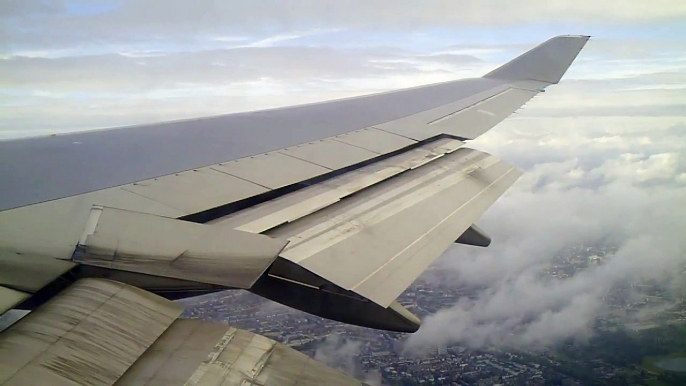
left=484, top=34, right=590, bottom=84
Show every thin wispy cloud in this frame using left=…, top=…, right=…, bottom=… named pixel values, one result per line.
left=242, top=34, right=300, bottom=48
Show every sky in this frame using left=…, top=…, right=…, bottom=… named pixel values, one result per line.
left=2, top=0, right=686, bottom=354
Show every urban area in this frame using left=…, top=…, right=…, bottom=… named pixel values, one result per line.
left=181, top=244, right=686, bottom=385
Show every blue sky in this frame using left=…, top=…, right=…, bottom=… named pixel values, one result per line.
left=1, top=0, right=685, bottom=353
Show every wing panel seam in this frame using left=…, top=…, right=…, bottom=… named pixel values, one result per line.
left=352, top=166, right=519, bottom=297
left=275, top=151, right=336, bottom=171
left=427, top=88, right=511, bottom=125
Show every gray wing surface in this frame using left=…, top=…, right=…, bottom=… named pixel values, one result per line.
left=1, top=35, right=588, bottom=385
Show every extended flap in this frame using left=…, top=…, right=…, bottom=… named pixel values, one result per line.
left=75, top=207, right=288, bottom=289
left=278, top=148, right=521, bottom=307
left=0, top=280, right=365, bottom=386
left=0, top=279, right=182, bottom=386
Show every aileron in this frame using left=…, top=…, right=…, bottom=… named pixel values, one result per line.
left=75, top=207, right=288, bottom=289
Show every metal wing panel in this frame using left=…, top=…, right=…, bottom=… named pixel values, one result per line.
left=373, top=83, right=512, bottom=139
left=113, top=319, right=230, bottom=386
left=121, top=168, right=268, bottom=214
left=0, top=287, right=29, bottom=316
left=213, top=138, right=465, bottom=234
left=0, top=280, right=366, bottom=386
left=374, top=84, right=538, bottom=141
left=0, top=188, right=186, bottom=260
left=430, top=87, right=538, bottom=140
left=352, top=162, right=521, bottom=305
left=0, top=279, right=182, bottom=386
left=212, top=152, right=331, bottom=189
left=484, top=35, right=590, bottom=84
left=114, top=320, right=366, bottom=386
left=255, top=343, right=367, bottom=386
left=0, top=251, right=75, bottom=293
left=331, top=127, right=417, bottom=154
left=278, top=138, right=379, bottom=169
left=179, top=327, right=366, bottom=386
left=76, top=207, right=288, bottom=289
left=278, top=149, right=521, bottom=307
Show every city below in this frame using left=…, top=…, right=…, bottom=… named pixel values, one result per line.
left=181, top=244, right=686, bottom=385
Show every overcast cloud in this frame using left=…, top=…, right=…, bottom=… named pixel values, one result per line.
left=2, top=0, right=685, bottom=360
left=406, top=124, right=686, bottom=350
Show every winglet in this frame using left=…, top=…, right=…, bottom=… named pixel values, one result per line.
left=484, top=35, right=590, bottom=84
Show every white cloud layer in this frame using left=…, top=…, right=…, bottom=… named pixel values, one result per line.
left=315, top=334, right=384, bottom=385
left=404, top=87, right=686, bottom=351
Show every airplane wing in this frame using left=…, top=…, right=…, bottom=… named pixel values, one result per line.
left=0, top=35, right=589, bottom=384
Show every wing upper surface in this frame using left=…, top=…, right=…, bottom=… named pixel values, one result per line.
left=0, top=77, right=500, bottom=211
